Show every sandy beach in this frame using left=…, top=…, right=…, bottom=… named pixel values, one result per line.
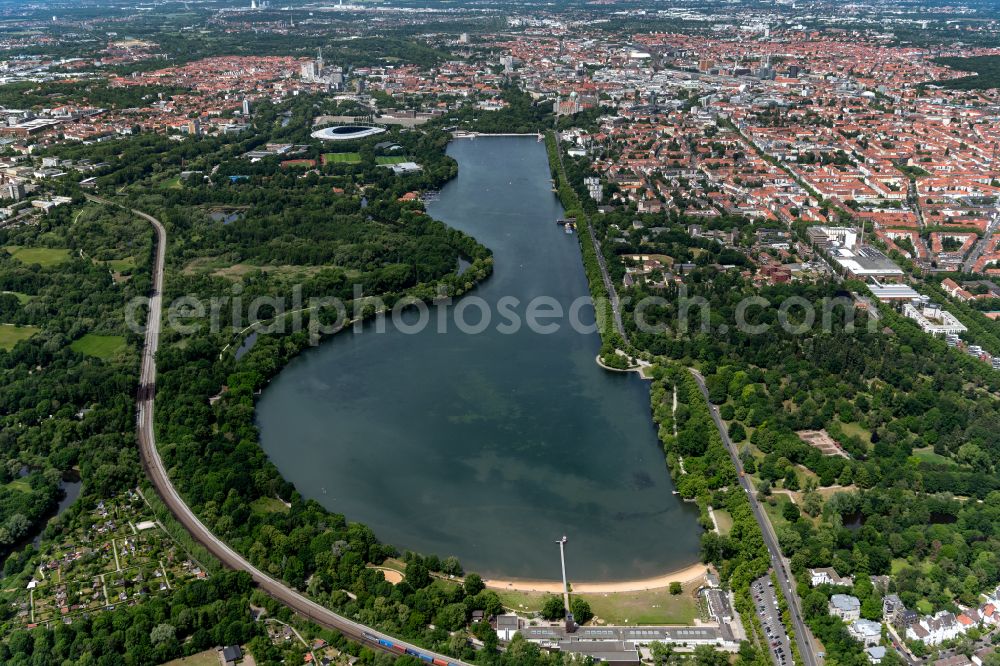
left=484, top=562, right=708, bottom=594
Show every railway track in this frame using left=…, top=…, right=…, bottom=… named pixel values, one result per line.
left=87, top=194, right=475, bottom=666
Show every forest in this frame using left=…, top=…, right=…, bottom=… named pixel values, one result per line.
left=0, top=80, right=187, bottom=111
left=0, top=202, right=150, bottom=561
left=0, top=93, right=507, bottom=663
left=933, top=56, right=1000, bottom=90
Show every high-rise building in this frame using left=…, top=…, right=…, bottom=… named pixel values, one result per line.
left=242, top=98, right=252, bottom=116
left=300, top=60, right=317, bottom=82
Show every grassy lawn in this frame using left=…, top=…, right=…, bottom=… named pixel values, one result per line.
left=160, top=176, right=182, bottom=190
left=70, top=334, right=127, bottom=359
left=323, top=152, right=362, bottom=164
left=3, top=246, right=71, bottom=267
left=714, top=508, right=733, bottom=536
left=836, top=420, right=872, bottom=445
left=497, top=589, right=548, bottom=613
left=892, top=558, right=932, bottom=575
left=6, top=478, right=31, bottom=493
left=182, top=257, right=352, bottom=281
left=101, top=257, right=136, bottom=272
left=792, top=464, right=820, bottom=487
left=2, top=291, right=32, bottom=304
left=916, top=599, right=934, bottom=615
left=584, top=587, right=699, bottom=625
left=497, top=585, right=699, bottom=625
left=379, top=557, right=407, bottom=574
left=162, top=648, right=226, bottom=666
left=762, top=496, right=793, bottom=529
left=376, top=155, right=410, bottom=165
left=250, top=497, right=289, bottom=514
left=912, top=446, right=955, bottom=466
left=0, top=324, right=40, bottom=350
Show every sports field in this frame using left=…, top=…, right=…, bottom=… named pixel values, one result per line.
left=322, top=152, right=362, bottom=164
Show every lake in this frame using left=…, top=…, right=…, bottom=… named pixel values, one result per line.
left=256, top=136, right=701, bottom=582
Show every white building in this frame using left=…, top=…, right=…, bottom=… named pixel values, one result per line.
left=906, top=611, right=963, bottom=646
left=829, top=594, right=862, bottom=622
left=849, top=619, right=882, bottom=647
left=903, top=301, right=967, bottom=336
left=810, top=568, right=854, bottom=587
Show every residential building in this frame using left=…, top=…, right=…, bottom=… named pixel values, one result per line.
left=849, top=619, right=882, bottom=647
left=902, top=301, right=968, bottom=336
left=883, top=594, right=918, bottom=630
left=495, top=614, right=520, bottom=641
left=934, top=656, right=973, bottom=666
left=866, top=646, right=887, bottom=664
left=906, top=611, right=963, bottom=646
left=810, top=568, right=854, bottom=587
left=829, top=594, right=862, bottom=622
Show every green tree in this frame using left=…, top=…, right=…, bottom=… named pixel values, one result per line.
left=150, top=624, right=176, bottom=645
left=463, top=572, right=485, bottom=596
left=541, top=595, right=566, bottom=620
left=570, top=597, right=593, bottom=624
left=434, top=603, right=468, bottom=632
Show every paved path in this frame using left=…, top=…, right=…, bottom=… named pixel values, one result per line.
left=86, top=194, right=474, bottom=666
left=549, top=131, right=628, bottom=343
left=688, top=368, right=819, bottom=666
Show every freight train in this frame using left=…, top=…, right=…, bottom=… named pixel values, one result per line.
left=362, top=632, right=457, bottom=666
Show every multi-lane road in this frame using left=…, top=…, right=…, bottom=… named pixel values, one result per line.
left=962, top=203, right=1000, bottom=273
left=89, top=195, right=475, bottom=666
left=689, top=368, right=820, bottom=666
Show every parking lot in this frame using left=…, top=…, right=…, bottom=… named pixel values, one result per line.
left=753, top=575, right=793, bottom=666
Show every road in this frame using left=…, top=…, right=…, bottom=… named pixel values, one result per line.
left=962, top=203, right=1000, bottom=273
left=87, top=195, right=475, bottom=666
left=549, top=131, right=628, bottom=343
left=586, top=219, right=628, bottom=343
left=689, top=368, right=819, bottom=666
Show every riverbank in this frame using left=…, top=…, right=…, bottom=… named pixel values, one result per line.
left=595, top=352, right=654, bottom=378
left=484, top=562, right=707, bottom=594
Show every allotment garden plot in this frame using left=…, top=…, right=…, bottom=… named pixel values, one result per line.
left=10, top=492, right=207, bottom=627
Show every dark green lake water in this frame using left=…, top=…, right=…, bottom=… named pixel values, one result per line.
left=256, top=137, right=701, bottom=581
